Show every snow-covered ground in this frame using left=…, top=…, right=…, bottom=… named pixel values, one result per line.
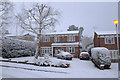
left=0, top=56, right=118, bottom=78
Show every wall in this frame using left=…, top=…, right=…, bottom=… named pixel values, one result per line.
left=94, top=32, right=120, bottom=50
left=40, top=35, right=79, bottom=47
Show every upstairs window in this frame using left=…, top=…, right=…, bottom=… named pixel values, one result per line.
left=54, top=36, right=59, bottom=42
left=67, top=35, right=75, bottom=41
left=105, top=37, right=115, bottom=44
left=43, top=36, right=50, bottom=42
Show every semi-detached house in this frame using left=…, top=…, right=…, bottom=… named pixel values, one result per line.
left=94, top=31, right=120, bottom=62
left=40, top=31, right=82, bottom=58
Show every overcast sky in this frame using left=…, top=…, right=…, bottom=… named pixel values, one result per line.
left=9, top=2, right=118, bottom=37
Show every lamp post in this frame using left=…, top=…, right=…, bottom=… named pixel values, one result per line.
left=114, top=20, right=119, bottom=57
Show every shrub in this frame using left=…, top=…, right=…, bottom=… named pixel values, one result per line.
left=2, top=37, right=36, bottom=58
left=91, top=47, right=111, bottom=69
left=34, top=55, right=70, bottom=68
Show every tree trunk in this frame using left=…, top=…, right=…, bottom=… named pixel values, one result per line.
left=34, top=34, right=41, bottom=59
left=34, top=45, right=39, bottom=59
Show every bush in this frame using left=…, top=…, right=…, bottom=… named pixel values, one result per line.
left=2, top=37, right=36, bottom=58
left=34, top=55, right=70, bottom=68
left=91, top=47, right=111, bottom=69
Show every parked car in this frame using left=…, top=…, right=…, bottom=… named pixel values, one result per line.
left=57, top=51, right=73, bottom=60
left=79, top=52, right=90, bottom=60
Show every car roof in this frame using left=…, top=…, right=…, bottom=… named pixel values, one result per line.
left=80, top=52, right=89, bottom=54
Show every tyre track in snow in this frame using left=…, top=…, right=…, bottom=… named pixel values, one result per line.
left=0, top=65, right=67, bottom=74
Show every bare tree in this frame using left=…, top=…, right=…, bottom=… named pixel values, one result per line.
left=81, top=36, right=93, bottom=51
left=16, top=3, right=60, bottom=59
left=0, top=0, right=14, bottom=35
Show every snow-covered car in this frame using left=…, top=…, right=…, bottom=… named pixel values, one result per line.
left=79, top=52, right=89, bottom=60
left=91, top=47, right=111, bottom=69
left=57, top=51, right=73, bottom=60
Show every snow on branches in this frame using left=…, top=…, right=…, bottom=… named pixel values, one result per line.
left=2, top=37, right=36, bottom=58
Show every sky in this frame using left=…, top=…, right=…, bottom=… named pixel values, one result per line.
left=8, top=2, right=118, bottom=37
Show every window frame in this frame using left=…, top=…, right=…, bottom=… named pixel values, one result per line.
left=41, top=47, right=51, bottom=55
left=66, top=47, right=75, bottom=53
left=109, top=50, right=119, bottom=59
left=105, top=37, right=115, bottom=44
left=67, top=35, right=75, bottom=41
left=54, top=35, right=59, bottom=42
left=43, top=36, right=50, bottom=42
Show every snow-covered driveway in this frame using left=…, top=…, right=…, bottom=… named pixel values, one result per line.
left=1, top=57, right=118, bottom=78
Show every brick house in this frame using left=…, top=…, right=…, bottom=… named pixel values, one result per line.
left=40, top=31, right=82, bottom=58
left=94, top=31, right=120, bottom=62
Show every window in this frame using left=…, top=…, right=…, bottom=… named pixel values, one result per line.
left=54, top=48, right=58, bottom=56
left=43, top=36, right=50, bottom=42
left=67, top=35, right=75, bottom=41
left=41, top=47, right=51, bottom=55
left=105, top=37, right=115, bottom=44
left=66, top=47, right=75, bottom=53
left=109, top=50, right=119, bottom=59
left=61, top=48, right=64, bottom=51
left=54, top=36, right=59, bottom=42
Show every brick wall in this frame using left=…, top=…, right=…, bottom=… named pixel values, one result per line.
left=40, top=35, right=79, bottom=47
left=94, top=32, right=120, bottom=50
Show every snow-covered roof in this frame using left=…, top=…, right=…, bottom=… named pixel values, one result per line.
left=52, top=42, right=81, bottom=46
left=43, top=31, right=79, bottom=35
left=95, top=31, right=119, bottom=35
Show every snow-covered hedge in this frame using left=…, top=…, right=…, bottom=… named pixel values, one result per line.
left=91, top=47, right=111, bottom=69
left=34, top=55, right=70, bottom=68
left=2, top=37, right=36, bottom=58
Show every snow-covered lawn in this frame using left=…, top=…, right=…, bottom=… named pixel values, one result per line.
left=1, top=56, right=118, bottom=78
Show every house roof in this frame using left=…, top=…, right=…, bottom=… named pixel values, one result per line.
left=95, top=31, right=119, bottom=35
left=51, top=42, right=81, bottom=47
left=43, top=31, right=79, bottom=35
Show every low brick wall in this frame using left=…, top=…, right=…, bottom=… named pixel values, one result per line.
left=111, top=59, right=118, bottom=63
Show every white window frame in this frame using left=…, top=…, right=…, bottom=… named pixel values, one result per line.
left=105, top=37, right=115, bottom=44
left=54, top=35, right=59, bottom=42
left=43, top=36, right=50, bottom=42
left=67, top=35, right=75, bottom=41
left=66, top=47, right=75, bottom=53
left=41, top=47, right=51, bottom=55
left=109, top=50, right=119, bottom=59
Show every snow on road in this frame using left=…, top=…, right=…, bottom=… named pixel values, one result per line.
left=1, top=57, right=118, bottom=78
